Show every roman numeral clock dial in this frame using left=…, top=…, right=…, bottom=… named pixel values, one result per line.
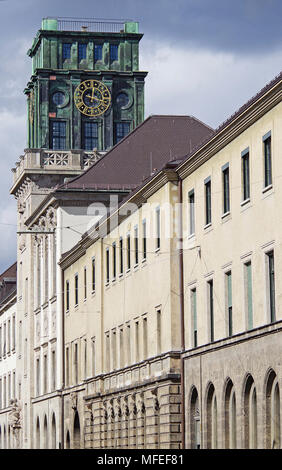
left=74, top=80, right=111, bottom=116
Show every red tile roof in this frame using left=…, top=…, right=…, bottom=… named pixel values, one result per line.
left=60, top=115, right=214, bottom=191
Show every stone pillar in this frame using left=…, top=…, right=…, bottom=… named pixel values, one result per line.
left=159, top=383, right=181, bottom=449
left=101, top=400, right=108, bottom=448
left=114, top=398, right=122, bottom=449
left=136, top=392, right=146, bottom=448
left=91, top=399, right=103, bottom=449
left=84, top=402, right=94, bottom=449
left=121, top=396, right=129, bottom=448
left=145, top=388, right=160, bottom=449
left=128, top=393, right=137, bottom=448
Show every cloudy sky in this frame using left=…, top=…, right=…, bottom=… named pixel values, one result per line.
left=1, top=0, right=282, bottom=272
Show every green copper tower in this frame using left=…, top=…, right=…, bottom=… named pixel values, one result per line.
left=25, top=17, right=147, bottom=151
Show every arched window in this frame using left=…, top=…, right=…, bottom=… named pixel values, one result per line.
left=206, top=383, right=217, bottom=448
left=266, top=369, right=280, bottom=449
left=73, top=412, right=80, bottom=449
left=225, top=380, right=237, bottom=448
left=51, top=413, right=56, bottom=449
left=36, top=417, right=40, bottom=448
left=43, top=415, right=48, bottom=449
left=244, top=375, right=257, bottom=448
left=190, top=387, right=201, bottom=449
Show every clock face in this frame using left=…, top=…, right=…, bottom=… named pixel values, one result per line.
left=74, top=79, right=111, bottom=116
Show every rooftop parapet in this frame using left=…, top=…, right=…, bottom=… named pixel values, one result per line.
left=41, top=17, right=139, bottom=33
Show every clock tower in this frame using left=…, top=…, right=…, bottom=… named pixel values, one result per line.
left=25, top=17, right=147, bottom=151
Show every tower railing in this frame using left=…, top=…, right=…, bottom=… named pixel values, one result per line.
left=56, top=17, right=131, bottom=33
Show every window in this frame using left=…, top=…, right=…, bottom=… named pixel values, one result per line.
left=156, top=308, right=161, bottom=354
left=0, top=326, right=2, bottom=360
left=105, top=333, right=110, bottom=371
left=51, top=121, right=66, bottom=150
left=7, top=320, right=10, bottom=354
left=12, top=315, right=15, bottom=351
left=267, top=251, right=275, bottom=323
left=52, top=350, right=56, bottom=390
left=83, top=122, right=98, bottom=151
left=106, top=248, right=110, bottom=284
left=110, top=44, right=118, bottom=61
left=143, top=317, right=148, bottom=359
left=127, top=234, right=131, bottom=270
left=134, top=226, right=138, bottom=265
left=226, top=272, right=232, bottom=336
left=62, top=43, right=72, bottom=60
left=242, top=148, right=250, bottom=201
left=191, top=288, right=197, bottom=347
left=142, top=219, right=147, bottom=260
left=43, top=354, right=48, bottom=394
left=112, top=330, right=117, bottom=370
left=66, top=280, right=70, bottom=311
left=119, top=329, right=124, bottom=368
left=263, top=132, right=272, bottom=188
left=74, top=274, right=78, bottom=306
left=66, top=347, right=70, bottom=386
left=189, top=190, right=195, bottom=235
left=205, top=177, right=211, bottom=225
left=52, top=91, right=65, bottom=106
left=245, top=262, right=253, bottom=330
left=94, top=44, right=102, bottom=61
left=208, top=280, right=214, bottom=342
left=92, top=258, right=96, bottom=292
left=84, top=339, right=87, bottom=379
left=222, top=164, right=230, bottom=214
left=91, top=337, right=96, bottom=376
left=135, top=321, right=140, bottom=363
left=78, top=43, right=87, bottom=61
left=115, top=122, right=130, bottom=144
left=74, top=343, right=78, bottom=384
left=112, top=243, right=116, bottom=280
left=126, top=324, right=131, bottom=365
left=119, top=238, right=123, bottom=275
left=36, top=358, right=40, bottom=396
left=156, top=206, right=161, bottom=250
left=84, top=267, right=87, bottom=300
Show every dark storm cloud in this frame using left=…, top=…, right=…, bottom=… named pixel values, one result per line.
left=1, top=0, right=282, bottom=54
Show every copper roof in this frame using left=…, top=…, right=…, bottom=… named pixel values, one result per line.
left=60, top=115, right=214, bottom=191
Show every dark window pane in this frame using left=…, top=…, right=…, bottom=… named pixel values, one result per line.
left=205, top=180, right=211, bottom=225
left=78, top=43, right=87, bottom=61
left=242, top=153, right=250, bottom=200
left=115, top=122, right=130, bottom=144
left=110, top=44, right=118, bottom=61
left=94, top=44, right=102, bottom=61
left=53, top=92, right=65, bottom=106
left=62, top=43, right=72, bottom=60
left=51, top=121, right=66, bottom=150
left=83, top=122, right=98, bottom=150
left=264, top=136, right=272, bottom=187
left=223, top=167, right=230, bottom=213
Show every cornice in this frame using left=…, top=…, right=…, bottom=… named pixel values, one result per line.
left=177, top=78, right=282, bottom=180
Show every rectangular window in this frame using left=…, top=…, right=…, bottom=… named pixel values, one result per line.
left=92, top=258, right=96, bottom=292
left=43, top=354, right=48, bottom=394
left=74, top=343, right=78, bottom=384
left=84, top=267, right=87, bottom=300
left=94, top=44, right=102, bottom=61
left=105, top=333, right=110, bottom=371
left=7, top=320, right=10, bottom=354
left=66, top=347, right=70, bottom=386
left=91, top=337, right=96, bottom=376
left=226, top=271, right=232, bottom=336
left=51, top=120, right=66, bottom=150
left=112, top=330, right=116, bottom=370
left=119, top=329, right=124, bottom=368
left=135, top=321, right=139, bottom=363
left=142, top=219, right=147, bottom=260
left=3, top=323, right=6, bottom=356
left=134, top=226, right=138, bottom=265
left=208, top=280, right=214, bottom=342
left=119, top=237, right=123, bottom=275
left=52, top=350, right=56, bottom=390
left=74, top=274, right=78, bottom=306
left=156, top=206, right=161, bottom=250
left=12, top=315, right=16, bottom=351
left=267, top=251, right=275, bottom=323
left=126, top=324, right=131, bottom=366
left=36, top=358, right=40, bottom=396
left=222, top=164, right=230, bottom=214
left=0, top=326, right=2, bottom=360
left=115, top=122, right=130, bottom=144
left=110, top=44, right=118, bottom=61
left=143, top=317, right=148, bottom=359
left=245, top=262, right=253, bottom=330
left=106, top=248, right=110, bottom=284
left=263, top=132, right=272, bottom=188
left=205, top=178, right=211, bottom=225
left=127, top=234, right=131, bottom=270
left=84, top=339, right=87, bottom=379
left=62, top=43, right=72, bottom=60
left=66, top=280, right=70, bottom=311
left=191, top=288, right=197, bottom=347
left=189, top=190, right=195, bottom=235
left=78, top=43, right=87, bottom=61
left=112, top=242, right=116, bottom=280
left=156, top=308, right=161, bottom=354
left=83, top=122, right=98, bottom=151
left=242, top=148, right=250, bottom=201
